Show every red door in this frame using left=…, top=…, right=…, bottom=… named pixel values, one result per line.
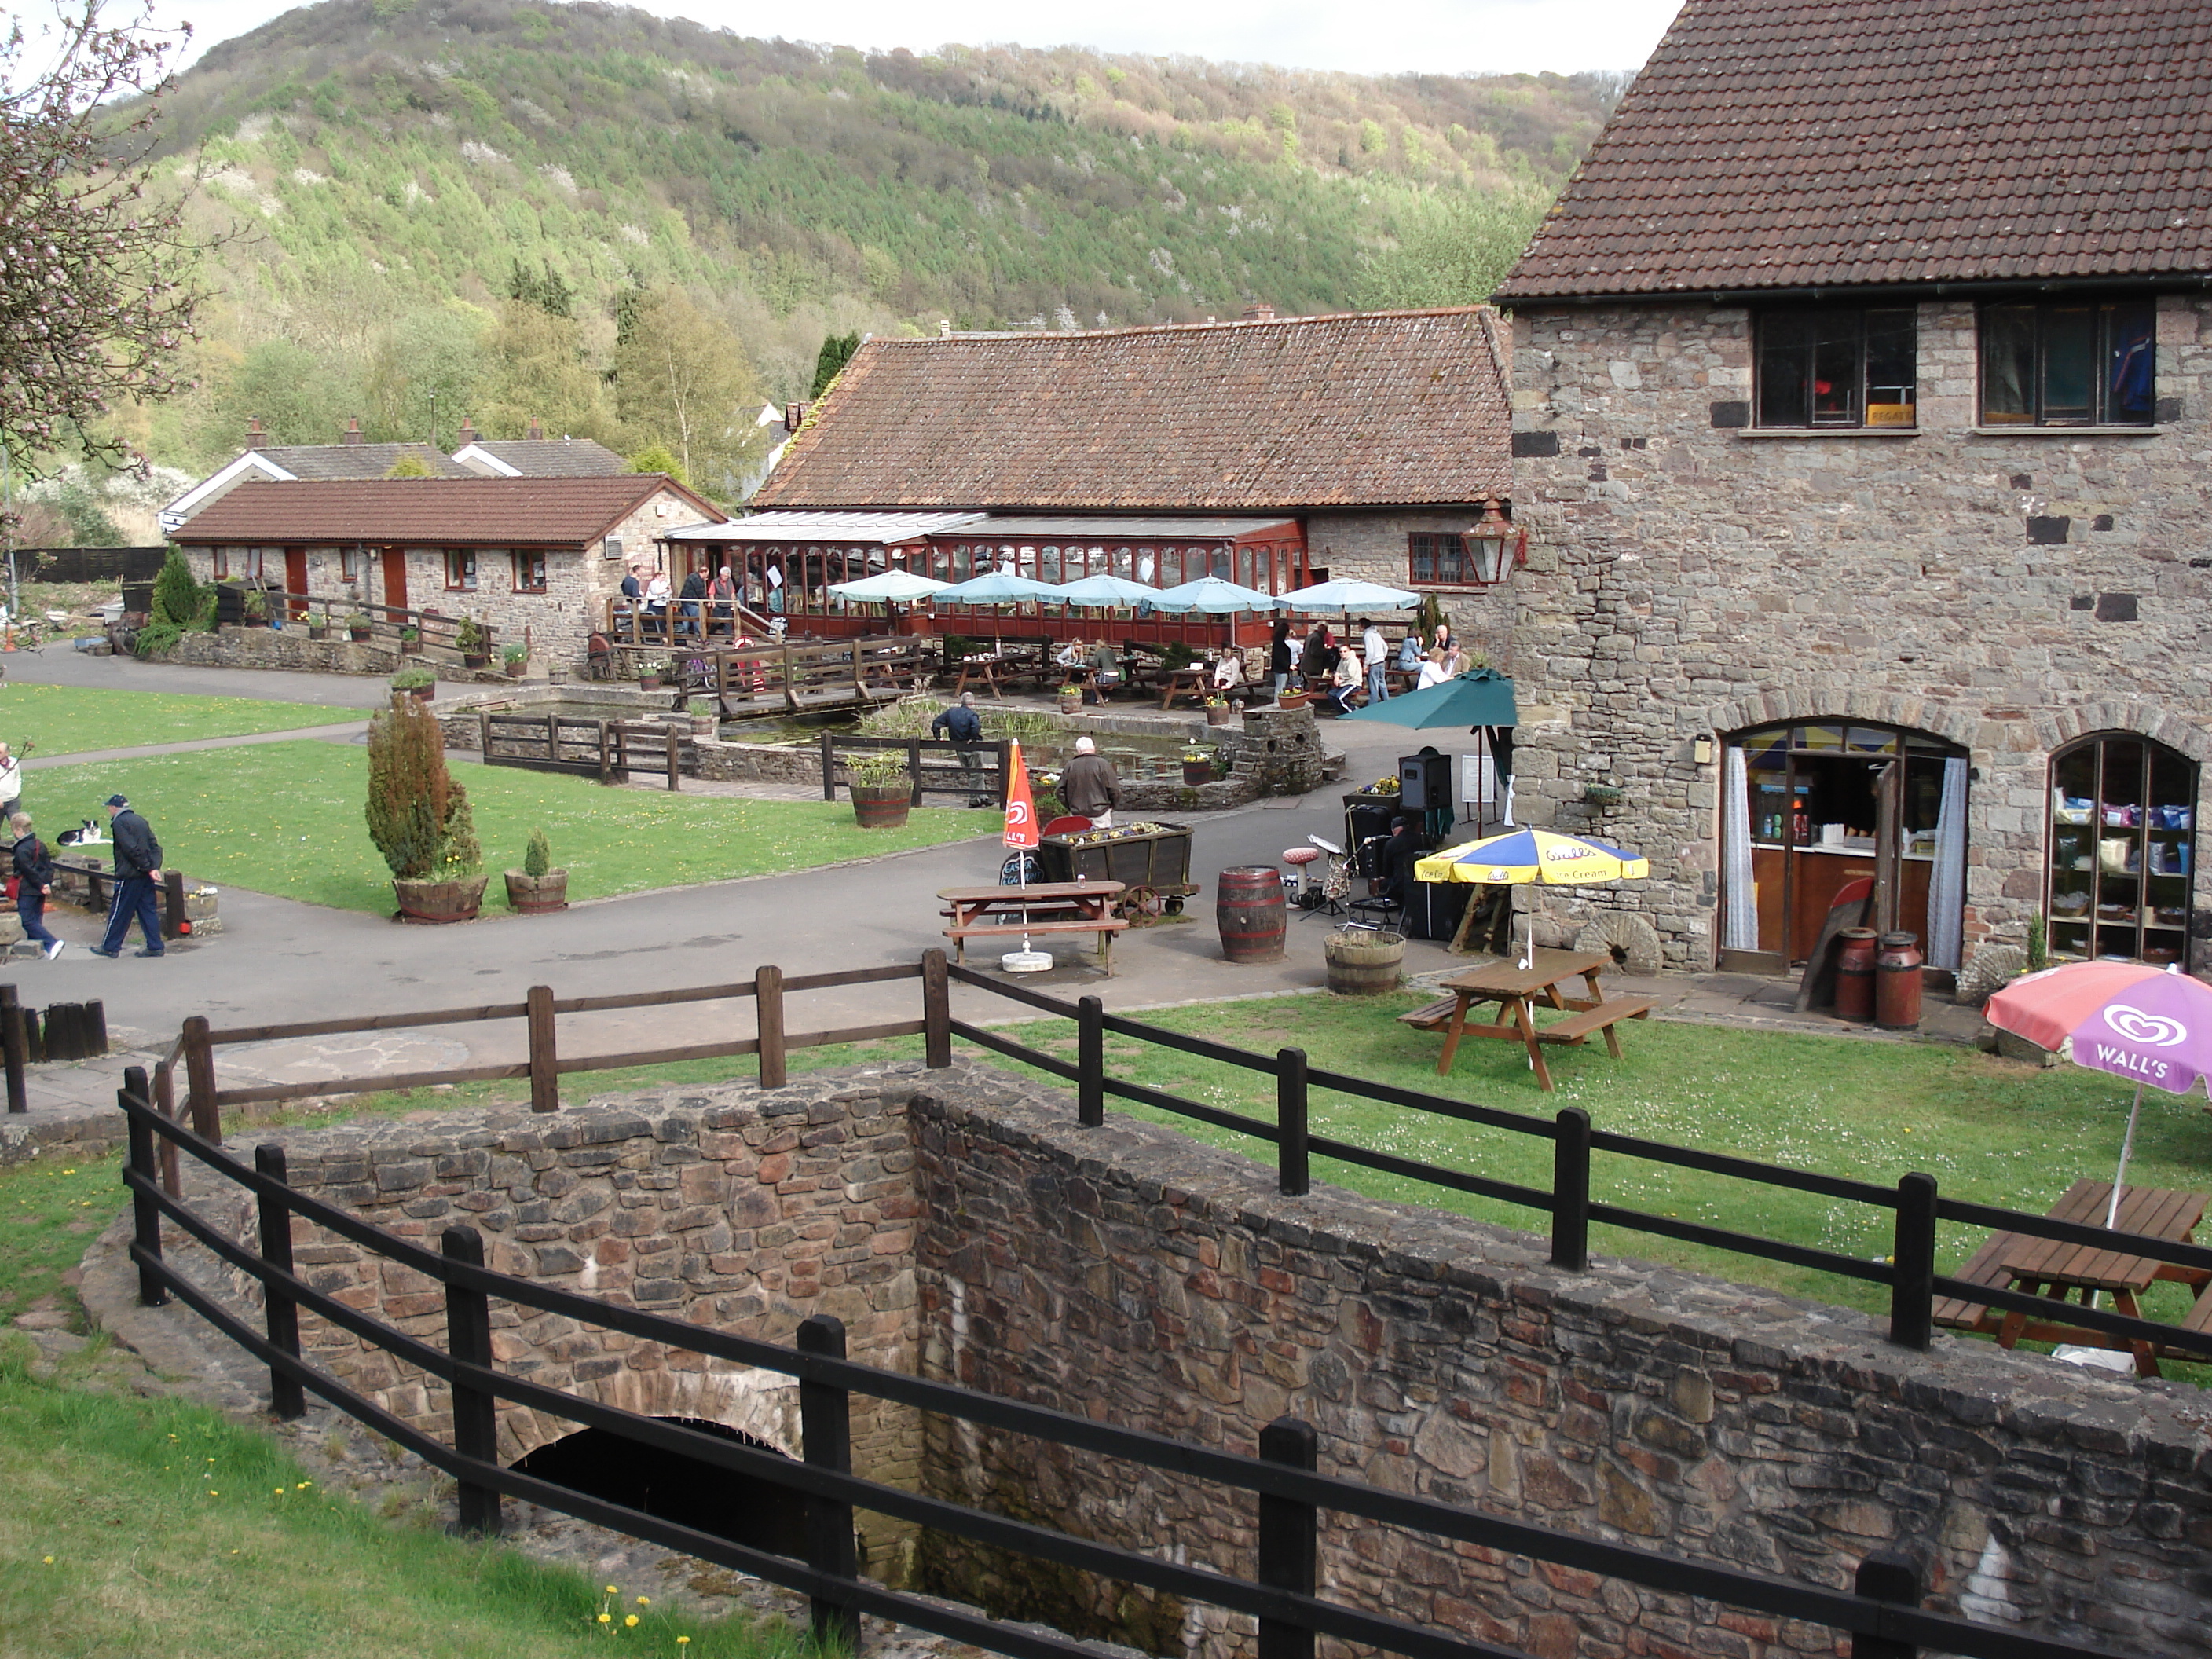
left=283, top=548, right=308, bottom=619
left=381, top=548, right=408, bottom=615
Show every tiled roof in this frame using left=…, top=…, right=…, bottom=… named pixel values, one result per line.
left=458, top=438, right=629, bottom=477
left=168, top=476, right=717, bottom=547
left=1496, top=0, right=2212, bottom=301
left=256, top=444, right=473, bottom=479
left=753, top=309, right=1511, bottom=511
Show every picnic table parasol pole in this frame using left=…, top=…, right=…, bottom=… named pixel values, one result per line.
left=2107, top=1079, right=2145, bottom=1230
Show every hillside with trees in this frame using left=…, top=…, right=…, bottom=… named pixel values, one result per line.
left=100, top=0, right=1621, bottom=498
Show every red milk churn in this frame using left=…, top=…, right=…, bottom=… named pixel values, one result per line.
left=1216, top=866, right=1287, bottom=963
left=1875, top=931, right=1925, bottom=1030
left=1834, top=928, right=1880, bottom=1021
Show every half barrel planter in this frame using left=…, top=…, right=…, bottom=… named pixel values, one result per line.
left=393, top=874, right=489, bottom=925
left=1216, top=866, right=1287, bottom=963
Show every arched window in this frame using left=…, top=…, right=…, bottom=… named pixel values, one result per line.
left=2046, top=734, right=2196, bottom=965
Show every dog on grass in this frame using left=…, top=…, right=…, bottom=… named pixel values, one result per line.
left=55, top=819, right=107, bottom=847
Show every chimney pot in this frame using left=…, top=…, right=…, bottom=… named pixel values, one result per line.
left=246, top=415, right=266, bottom=450
left=456, top=417, right=477, bottom=449
left=342, top=416, right=364, bottom=445
left=1242, top=302, right=1276, bottom=321
left=527, top=417, right=544, bottom=441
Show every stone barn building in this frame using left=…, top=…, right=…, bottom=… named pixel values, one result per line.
left=1492, top=0, right=2212, bottom=980
left=740, top=307, right=1518, bottom=659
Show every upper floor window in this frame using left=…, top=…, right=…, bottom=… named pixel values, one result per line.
left=1408, top=532, right=1511, bottom=587
left=444, top=551, right=477, bottom=592
left=1754, top=308, right=1917, bottom=428
left=1980, top=298, right=2155, bottom=427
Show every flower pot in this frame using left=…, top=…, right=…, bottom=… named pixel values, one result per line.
left=504, top=869, right=569, bottom=914
left=1058, top=692, right=1082, bottom=715
left=462, top=652, right=490, bottom=670
left=1278, top=690, right=1310, bottom=710
left=1206, top=705, right=1233, bottom=727
left=348, top=627, right=372, bottom=643
left=399, top=639, right=420, bottom=655
left=639, top=674, right=661, bottom=690
left=306, top=625, right=329, bottom=641
left=406, top=683, right=435, bottom=703
left=1325, top=928, right=1405, bottom=995
left=1182, top=760, right=1213, bottom=786
left=392, top=874, right=488, bottom=925
left=505, top=661, right=526, bottom=678
left=850, top=782, right=913, bottom=829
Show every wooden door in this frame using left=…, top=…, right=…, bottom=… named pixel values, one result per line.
left=381, top=548, right=408, bottom=614
left=283, top=548, right=309, bottom=619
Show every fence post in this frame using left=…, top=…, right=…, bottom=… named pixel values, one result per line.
left=820, top=731, right=837, bottom=801
left=1852, top=1549, right=1920, bottom=1659
left=997, top=739, right=1012, bottom=806
left=121, top=1064, right=168, bottom=1307
left=182, top=1014, right=220, bottom=1144
left=921, top=950, right=952, bottom=1069
left=756, top=965, right=786, bottom=1090
left=1551, top=1106, right=1591, bottom=1271
left=152, top=1057, right=181, bottom=1195
left=797, top=1313, right=862, bottom=1654
left=441, top=1225, right=502, bottom=1536
left=1078, top=995, right=1104, bottom=1126
left=526, top=985, right=559, bottom=1114
left=665, top=728, right=680, bottom=793
left=255, top=1144, right=306, bottom=1421
left=597, top=719, right=613, bottom=786
left=1888, top=1173, right=1938, bottom=1351
left=0, top=984, right=24, bottom=1115
left=907, top=738, right=923, bottom=807
left=1276, top=1048, right=1309, bottom=1197
left=163, top=871, right=186, bottom=940
left=1257, top=1416, right=1318, bottom=1659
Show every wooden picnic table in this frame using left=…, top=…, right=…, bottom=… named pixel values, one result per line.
left=939, top=881, right=1128, bottom=972
left=950, top=656, right=1016, bottom=698
left=1397, top=947, right=1655, bottom=1090
left=1155, top=667, right=1210, bottom=709
left=1932, top=1179, right=2212, bottom=1376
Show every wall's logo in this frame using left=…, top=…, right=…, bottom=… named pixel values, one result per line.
left=1544, top=844, right=1595, bottom=861
left=1488, top=867, right=1514, bottom=882
left=2104, top=1005, right=2188, bottom=1047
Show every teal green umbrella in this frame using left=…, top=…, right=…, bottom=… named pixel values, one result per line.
left=1341, top=668, right=1517, bottom=730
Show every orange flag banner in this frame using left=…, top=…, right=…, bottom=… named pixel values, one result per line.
left=1002, top=739, right=1039, bottom=848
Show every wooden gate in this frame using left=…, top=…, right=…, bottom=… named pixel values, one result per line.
left=479, top=712, right=695, bottom=790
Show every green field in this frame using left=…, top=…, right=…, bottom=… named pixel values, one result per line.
left=41, top=739, right=989, bottom=911
left=0, top=1345, right=798, bottom=1659
left=1, top=682, right=353, bottom=758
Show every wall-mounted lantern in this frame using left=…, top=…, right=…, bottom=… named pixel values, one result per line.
left=1466, top=497, right=1526, bottom=584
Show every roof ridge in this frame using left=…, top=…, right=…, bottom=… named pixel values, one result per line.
left=877, top=305, right=1498, bottom=346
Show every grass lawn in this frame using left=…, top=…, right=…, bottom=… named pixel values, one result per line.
left=42, top=740, right=990, bottom=911
left=1, top=682, right=350, bottom=756
left=0, top=1346, right=800, bottom=1659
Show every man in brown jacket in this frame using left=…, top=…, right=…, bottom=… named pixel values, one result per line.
left=1059, top=736, right=1122, bottom=828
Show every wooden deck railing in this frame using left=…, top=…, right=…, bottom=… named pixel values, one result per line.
left=219, top=586, right=499, bottom=659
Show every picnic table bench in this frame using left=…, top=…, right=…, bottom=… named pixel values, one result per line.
left=1398, top=947, right=1654, bottom=1090
left=1153, top=667, right=1211, bottom=710
left=939, top=881, right=1128, bottom=972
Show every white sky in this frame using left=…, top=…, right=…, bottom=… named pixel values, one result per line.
left=121, top=0, right=1684, bottom=80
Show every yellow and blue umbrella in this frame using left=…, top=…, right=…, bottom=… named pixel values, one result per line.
left=1415, top=827, right=1649, bottom=887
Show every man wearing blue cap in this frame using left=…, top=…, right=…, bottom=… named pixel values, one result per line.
left=89, top=793, right=165, bottom=959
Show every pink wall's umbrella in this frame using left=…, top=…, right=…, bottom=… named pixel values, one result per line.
left=1986, top=962, right=2212, bottom=1226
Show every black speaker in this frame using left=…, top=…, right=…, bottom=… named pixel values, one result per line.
left=1342, top=794, right=1401, bottom=877
left=1398, top=751, right=1453, bottom=812
left=1404, top=880, right=1470, bottom=943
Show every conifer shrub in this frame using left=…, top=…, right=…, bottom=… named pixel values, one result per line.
left=364, top=693, right=479, bottom=879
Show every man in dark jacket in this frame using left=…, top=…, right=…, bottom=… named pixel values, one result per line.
left=677, top=567, right=708, bottom=636
left=930, top=693, right=991, bottom=807
left=1059, top=736, right=1122, bottom=828
left=90, top=793, right=164, bottom=958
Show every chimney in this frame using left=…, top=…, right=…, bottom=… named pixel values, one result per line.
left=456, top=417, right=477, bottom=449
left=1242, top=302, right=1276, bottom=321
left=784, top=401, right=809, bottom=434
left=342, top=415, right=364, bottom=445
left=527, top=417, right=544, bottom=441
left=245, top=415, right=266, bottom=450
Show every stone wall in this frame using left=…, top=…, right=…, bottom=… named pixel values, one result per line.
left=1503, top=295, right=2212, bottom=971
left=908, top=1069, right=2212, bottom=1659
left=188, top=1072, right=926, bottom=1579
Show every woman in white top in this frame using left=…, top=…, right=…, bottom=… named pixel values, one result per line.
left=1211, top=650, right=1245, bottom=693
left=1415, top=649, right=1451, bottom=690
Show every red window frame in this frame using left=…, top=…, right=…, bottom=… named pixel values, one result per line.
left=1408, top=533, right=1494, bottom=588
left=444, top=551, right=478, bottom=592
left=511, top=551, right=548, bottom=594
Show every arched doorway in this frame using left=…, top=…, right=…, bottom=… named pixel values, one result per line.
left=510, top=1417, right=805, bottom=1555
left=2045, top=732, right=2198, bottom=965
left=1718, top=720, right=1969, bottom=972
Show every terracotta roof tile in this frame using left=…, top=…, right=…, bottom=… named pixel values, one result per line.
left=754, top=309, right=1511, bottom=511
left=167, top=476, right=716, bottom=547
left=1497, top=0, right=2212, bottom=300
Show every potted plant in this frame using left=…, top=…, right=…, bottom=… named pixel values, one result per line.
left=390, top=662, right=437, bottom=703
left=306, top=616, right=330, bottom=641
left=455, top=616, right=491, bottom=668
left=366, top=693, right=486, bottom=923
left=1058, top=680, right=1083, bottom=715
left=847, top=748, right=915, bottom=829
left=637, top=657, right=668, bottom=690
left=1583, top=782, right=1625, bottom=808
left=1181, top=747, right=1213, bottom=786
left=502, top=642, right=529, bottom=679
left=398, top=626, right=421, bottom=655
left=243, top=589, right=269, bottom=625
left=505, top=828, right=569, bottom=914
left=345, top=611, right=374, bottom=642
left=1278, top=680, right=1311, bottom=709
left=1203, top=695, right=1235, bottom=727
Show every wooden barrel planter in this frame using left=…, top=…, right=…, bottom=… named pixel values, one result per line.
left=504, top=870, right=569, bottom=914
left=1325, top=928, right=1405, bottom=994
left=1216, top=866, right=1287, bottom=963
left=1181, top=758, right=1213, bottom=786
left=392, top=875, right=488, bottom=924
left=850, top=784, right=913, bottom=830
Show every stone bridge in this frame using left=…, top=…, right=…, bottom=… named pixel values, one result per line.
left=163, top=1060, right=2212, bottom=1658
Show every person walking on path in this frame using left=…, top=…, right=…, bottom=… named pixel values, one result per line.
left=1361, top=618, right=1390, bottom=704
left=1060, top=735, right=1122, bottom=828
left=931, top=692, right=991, bottom=807
left=0, top=742, right=22, bottom=822
left=90, top=793, right=164, bottom=958
left=9, top=813, right=61, bottom=959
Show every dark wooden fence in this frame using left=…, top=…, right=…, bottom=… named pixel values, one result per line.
left=610, top=637, right=936, bottom=718
left=478, top=712, right=693, bottom=789
left=20, top=545, right=167, bottom=584
left=819, top=734, right=1013, bottom=805
left=213, top=585, right=498, bottom=660
left=117, top=947, right=2137, bottom=1659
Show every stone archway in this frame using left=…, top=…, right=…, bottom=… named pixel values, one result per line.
left=494, top=1363, right=800, bottom=1467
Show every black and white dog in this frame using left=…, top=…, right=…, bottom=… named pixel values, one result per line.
left=55, top=819, right=107, bottom=847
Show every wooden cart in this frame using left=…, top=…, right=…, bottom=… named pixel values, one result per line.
left=1035, top=822, right=1197, bottom=923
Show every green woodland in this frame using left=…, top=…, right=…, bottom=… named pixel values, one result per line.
left=86, top=0, right=1617, bottom=496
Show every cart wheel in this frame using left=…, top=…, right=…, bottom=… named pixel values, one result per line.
left=1119, top=885, right=1165, bottom=920
left=1163, top=895, right=1185, bottom=915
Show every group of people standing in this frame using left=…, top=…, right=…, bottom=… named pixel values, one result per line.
left=0, top=734, right=167, bottom=961
left=618, top=562, right=750, bottom=639
left=1268, top=617, right=1465, bottom=712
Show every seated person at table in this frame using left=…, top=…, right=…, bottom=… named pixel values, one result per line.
left=1415, top=647, right=1451, bottom=690
left=1211, top=651, right=1245, bottom=693
left=1055, top=638, right=1088, bottom=676
left=1086, top=640, right=1122, bottom=694
left=1060, top=735, right=1122, bottom=829
left=1326, top=647, right=1362, bottom=714
left=1397, top=630, right=1423, bottom=673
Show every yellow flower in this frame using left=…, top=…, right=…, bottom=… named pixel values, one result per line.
left=41, top=1556, right=53, bottom=1566
left=606, top=1586, right=619, bottom=1595
left=625, top=1615, right=639, bottom=1628
left=207, top=1490, right=218, bottom=1496
left=598, top=1613, right=612, bottom=1624
left=274, top=1488, right=285, bottom=1496
left=635, top=1597, right=650, bottom=1606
